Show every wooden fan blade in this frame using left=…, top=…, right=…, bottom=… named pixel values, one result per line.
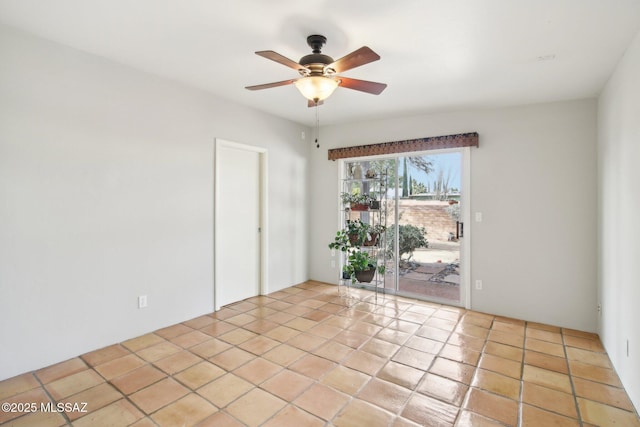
left=245, top=79, right=297, bottom=91
left=307, top=99, right=324, bottom=108
left=255, top=50, right=308, bottom=73
left=327, top=46, right=380, bottom=73
left=338, top=77, right=387, bottom=95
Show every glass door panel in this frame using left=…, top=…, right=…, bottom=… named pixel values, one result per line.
left=343, top=152, right=463, bottom=306
left=392, top=153, right=462, bottom=305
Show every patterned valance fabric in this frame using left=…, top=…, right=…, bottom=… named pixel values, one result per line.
left=327, top=132, right=479, bottom=161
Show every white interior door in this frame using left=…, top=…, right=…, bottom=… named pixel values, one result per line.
left=215, top=140, right=262, bottom=309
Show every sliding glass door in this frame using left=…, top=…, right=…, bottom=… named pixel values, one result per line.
left=342, top=149, right=467, bottom=306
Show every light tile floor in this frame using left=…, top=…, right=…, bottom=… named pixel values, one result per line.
left=1, top=281, right=639, bottom=426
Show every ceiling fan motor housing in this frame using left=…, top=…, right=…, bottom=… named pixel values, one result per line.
left=299, top=35, right=334, bottom=74
left=307, top=35, right=327, bottom=53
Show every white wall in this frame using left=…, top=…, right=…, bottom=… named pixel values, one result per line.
left=0, top=25, right=310, bottom=380
left=598, top=30, right=640, bottom=412
left=309, top=100, right=598, bottom=332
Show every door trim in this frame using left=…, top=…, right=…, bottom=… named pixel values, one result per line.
left=461, top=147, right=471, bottom=309
left=213, top=138, right=268, bottom=311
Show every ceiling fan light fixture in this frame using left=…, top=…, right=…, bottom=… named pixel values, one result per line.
left=294, top=76, right=339, bottom=103
left=246, top=35, right=385, bottom=104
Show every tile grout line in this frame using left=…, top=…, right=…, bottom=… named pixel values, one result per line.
left=383, top=299, right=443, bottom=425
left=236, top=301, right=332, bottom=426
left=220, top=285, right=366, bottom=425
left=561, top=328, right=585, bottom=427
left=308, top=286, right=398, bottom=425
left=31, top=370, right=74, bottom=427
left=323, top=289, right=443, bottom=425
left=471, top=313, right=511, bottom=427
left=324, top=291, right=396, bottom=426
left=517, top=323, right=527, bottom=427
left=419, top=305, right=470, bottom=426
left=106, top=320, right=274, bottom=426
left=202, top=290, right=418, bottom=425
left=471, top=313, right=493, bottom=425
left=106, top=334, right=200, bottom=426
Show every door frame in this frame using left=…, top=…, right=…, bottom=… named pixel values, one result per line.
left=338, top=147, right=471, bottom=309
left=461, top=146, right=471, bottom=309
left=213, top=138, right=268, bottom=311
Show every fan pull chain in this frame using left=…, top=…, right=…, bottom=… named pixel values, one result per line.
left=315, top=103, right=320, bottom=148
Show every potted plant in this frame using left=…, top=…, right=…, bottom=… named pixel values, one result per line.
left=365, top=195, right=378, bottom=207
left=368, top=192, right=380, bottom=210
left=343, top=219, right=367, bottom=246
left=341, top=192, right=370, bottom=211
left=340, top=220, right=386, bottom=247
left=363, top=223, right=387, bottom=246
left=343, top=250, right=386, bottom=283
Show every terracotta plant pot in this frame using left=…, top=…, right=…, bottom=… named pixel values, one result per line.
left=350, top=203, right=369, bottom=211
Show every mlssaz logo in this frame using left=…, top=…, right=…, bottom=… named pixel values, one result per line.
left=40, top=402, right=88, bottom=413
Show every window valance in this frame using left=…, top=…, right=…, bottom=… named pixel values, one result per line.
left=327, top=132, right=478, bottom=161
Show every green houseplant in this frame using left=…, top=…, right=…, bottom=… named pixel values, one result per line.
left=363, top=222, right=386, bottom=246
left=341, top=192, right=376, bottom=211
left=329, top=220, right=386, bottom=247
left=328, top=230, right=352, bottom=252
left=329, top=220, right=387, bottom=281
left=343, top=250, right=386, bottom=283
left=345, top=219, right=368, bottom=246
left=368, top=192, right=381, bottom=210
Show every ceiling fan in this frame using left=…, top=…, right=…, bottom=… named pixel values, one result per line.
left=245, top=35, right=387, bottom=106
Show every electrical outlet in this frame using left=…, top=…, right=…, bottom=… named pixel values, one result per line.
left=331, top=260, right=336, bottom=268
left=597, top=303, right=602, bottom=315
left=475, top=280, right=483, bottom=290
left=138, top=295, right=148, bottom=309
left=475, top=212, right=483, bottom=222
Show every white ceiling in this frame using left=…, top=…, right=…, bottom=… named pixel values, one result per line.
left=1, top=0, right=639, bottom=126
